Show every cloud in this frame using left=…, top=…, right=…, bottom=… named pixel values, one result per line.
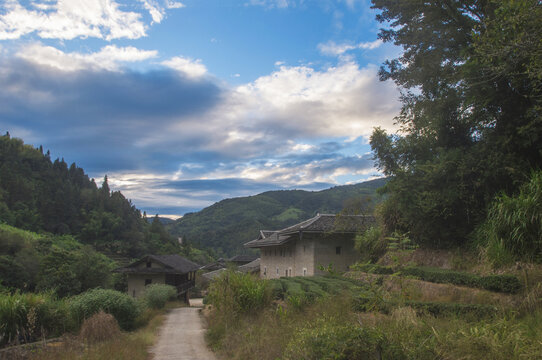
left=161, top=56, right=208, bottom=79
left=318, top=39, right=382, bottom=56
left=16, top=43, right=158, bottom=72
left=0, top=0, right=149, bottom=40
left=0, top=0, right=185, bottom=41
left=0, top=53, right=398, bottom=214
left=247, top=0, right=290, bottom=9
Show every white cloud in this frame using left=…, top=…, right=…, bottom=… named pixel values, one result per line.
left=247, top=0, right=290, bottom=9
left=140, top=0, right=164, bottom=23
left=166, top=1, right=185, bottom=9
left=232, top=61, right=398, bottom=139
left=16, top=43, right=158, bottom=71
left=161, top=56, right=208, bottom=78
left=318, top=39, right=382, bottom=56
left=0, top=0, right=149, bottom=40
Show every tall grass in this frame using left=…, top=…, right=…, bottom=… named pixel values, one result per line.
left=0, top=292, right=73, bottom=346
left=476, top=170, right=542, bottom=266
left=207, top=270, right=271, bottom=318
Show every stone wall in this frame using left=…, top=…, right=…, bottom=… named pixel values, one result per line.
left=259, top=233, right=359, bottom=279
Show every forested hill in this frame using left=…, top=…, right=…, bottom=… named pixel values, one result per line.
left=0, top=133, right=180, bottom=258
left=166, top=178, right=387, bottom=256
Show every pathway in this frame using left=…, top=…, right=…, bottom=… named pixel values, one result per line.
left=150, top=298, right=216, bottom=360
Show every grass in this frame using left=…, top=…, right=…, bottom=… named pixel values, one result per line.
left=204, top=266, right=542, bottom=360
left=206, top=292, right=542, bottom=360
left=24, top=301, right=184, bottom=360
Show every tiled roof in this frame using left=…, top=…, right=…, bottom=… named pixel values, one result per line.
left=228, top=254, right=259, bottom=263
left=238, top=258, right=260, bottom=273
left=244, top=214, right=375, bottom=248
left=113, top=254, right=200, bottom=274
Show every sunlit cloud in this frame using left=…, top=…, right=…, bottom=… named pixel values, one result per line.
left=16, top=43, right=158, bottom=72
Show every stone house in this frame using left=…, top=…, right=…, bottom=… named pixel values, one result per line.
left=244, top=214, right=374, bottom=279
left=113, top=254, right=200, bottom=298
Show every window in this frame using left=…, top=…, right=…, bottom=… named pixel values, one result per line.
left=145, top=279, right=152, bottom=286
left=303, top=268, right=307, bottom=276
left=264, top=266, right=267, bottom=276
left=276, top=267, right=279, bottom=275
left=288, top=268, right=292, bottom=277
left=336, top=246, right=342, bottom=255
left=285, top=269, right=288, bottom=277
left=146, top=261, right=151, bottom=268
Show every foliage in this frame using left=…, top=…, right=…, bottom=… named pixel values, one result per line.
left=168, top=178, right=387, bottom=256
left=0, top=224, right=115, bottom=297
left=141, top=284, right=177, bottom=310
left=283, top=316, right=385, bottom=360
left=369, top=0, right=542, bottom=248
left=207, top=270, right=271, bottom=318
left=355, top=226, right=387, bottom=262
left=69, top=289, right=140, bottom=331
left=0, top=291, right=73, bottom=346
left=0, top=134, right=182, bottom=258
left=352, top=264, right=521, bottom=294
left=475, top=171, right=542, bottom=265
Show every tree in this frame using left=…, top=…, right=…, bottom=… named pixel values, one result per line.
left=370, top=0, right=542, bottom=247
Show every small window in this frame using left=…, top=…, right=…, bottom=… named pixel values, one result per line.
left=264, top=266, right=267, bottom=276
left=288, top=268, right=292, bottom=276
left=145, top=279, right=152, bottom=286
left=303, top=268, right=307, bottom=276
left=146, top=261, right=151, bottom=268
left=285, top=269, right=288, bottom=277
left=336, top=246, right=342, bottom=255
left=276, top=267, right=279, bottom=275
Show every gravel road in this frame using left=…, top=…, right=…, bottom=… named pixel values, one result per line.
left=150, top=299, right=216, bottom=360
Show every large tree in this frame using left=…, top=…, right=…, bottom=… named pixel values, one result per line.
left=370, top=0, right=542, bottom=247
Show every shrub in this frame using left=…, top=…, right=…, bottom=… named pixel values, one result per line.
left=69, top=289, right=139, bottom=330
left=79, top=310, right=120, bottom=344
left=0, top=292, right=72, bottom=345
left=355, top=226, right=388, bottom=262
left=284, top=316, right=387, bottom=360
left=476, top=170, right=542, bottom=265
left=207, top=270, right=271, bottom=317
left=353, top=264, right=521, bottom=293
left=141, top=284, right=177, bottom=309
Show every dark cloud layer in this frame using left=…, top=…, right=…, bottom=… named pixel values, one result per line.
left=0, top=58, right=383, bottom=215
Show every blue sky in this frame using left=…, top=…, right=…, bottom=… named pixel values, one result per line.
left=0, top=0, right=401, bottom=217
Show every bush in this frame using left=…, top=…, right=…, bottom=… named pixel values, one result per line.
left=355, top=226, right=387, bottom=262
left=0, top=292, right=72, bottom=345
left=69, top=289, right=140, bottom=330
left=353, top=264, right=522, bottom=293
left=79, top=310, right=120, bottom=344
left=141, top=284, right=177, bottom=309
left=284, top=317, right=387, bottom=360
left=476, top=170, right=542, bottom=265
left=207, top=270, right=271, bottom=317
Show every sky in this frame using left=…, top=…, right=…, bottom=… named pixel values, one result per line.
left=0, top=0, right=402, bottom=217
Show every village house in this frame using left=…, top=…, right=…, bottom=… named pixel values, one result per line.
left=113, top=254, right=200, bottom=299
left=244, top=214, right=374, bottom=279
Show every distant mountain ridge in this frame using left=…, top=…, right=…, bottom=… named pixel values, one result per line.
left=166, top=178, right=387, bottom=256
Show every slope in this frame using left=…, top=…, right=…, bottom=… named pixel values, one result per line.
left=167, top=178, right=387, bottom=256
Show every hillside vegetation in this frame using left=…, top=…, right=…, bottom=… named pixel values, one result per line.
left=167, top=178, right=387, bottom=256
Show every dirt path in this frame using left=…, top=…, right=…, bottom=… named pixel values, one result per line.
left=150, top=299, right=216, bottom=360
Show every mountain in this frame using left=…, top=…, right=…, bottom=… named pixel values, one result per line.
left=0, top=133, right=182, bottom=258
left=167, top=178, right=387, bottom=256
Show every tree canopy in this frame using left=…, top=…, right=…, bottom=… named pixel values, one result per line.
left=370, top=0, right=542, bottom=247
